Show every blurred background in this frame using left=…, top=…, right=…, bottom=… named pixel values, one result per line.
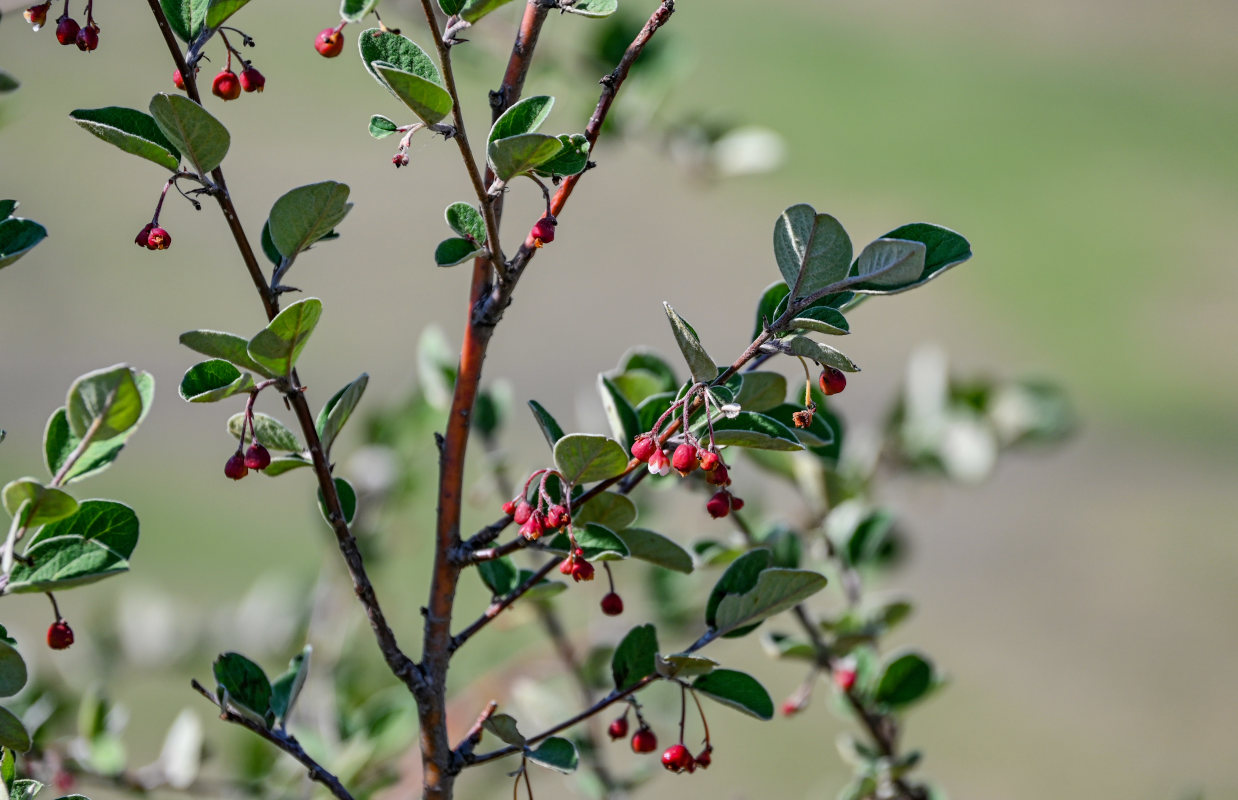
left=1, top=0, right=1236, bottom=798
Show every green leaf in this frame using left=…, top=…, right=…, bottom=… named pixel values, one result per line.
left=438, top=0, right=466, bottom=13
left=774, top=204, right=852, bottom=298
left=374, top=64, right=453, bottom=126
left=874, top=651, right=936, bottom=708
left=205, top=0, right=250, bottom=28
left=44, top=372, right=154, bottom=484
left=662, top=304, right=715, bottom=384
left=0, top=641, right=28, bottom=698
left=520, top=570, right=567, bottom=603
left=0, top=218, right=47, bottom=271
left=598, top=375, right=641, bottom=452
left=573, top=493, right=636, bottom=531
left=179, top=330, right=272, bottom=376
left=247, top=297, right=323, bottom=377
left=317, top=477, right=357, bottom=526
left=544, top=523, right=629, bottom=561
left=227, top=412, right=301, bottom=451
left=764, top=403, right=835, bottom=448
left=262, top=454, right=312, bottom=476
left=70, top=107, right=181, bottom=171
left=611, top=624, right=658, bottom=691
left=752, top=281, right=790, bottom=340
left=528, top=401, right=565, bottom=450
left=532, top=133, right=591, bottom=177
left=316, top=373, right=368, bottom=456
left=482, top=713, right=525, bottom=746
left=2, top=480, right=77, bottom=526
left=760, top=631, right=816, bottom=661
left=783, top=335, right=860, bottom=373
left=179, top=360, right=253, bottom=403
left=789, top=305, right=850, bottom=336
left=619, top=349, right=678, bottom=392
left=1, top=745, right=14, bottom=783
left=359, top=29, right=442, bottom=88
left=733, top=372, right=787, bottom=413
left=553, top=434, right=628, bottom=485
left=487, top=133, right=564, bottom=181
left=7, top=779, right=40, bottom=800
left=853, top=223, right=972, bottom=294
left=66, top=364, right=143, bottom=440
left=161, top=0, right=193, bottom=41
left=0, top=708, right=30, bottom=752
left=435, top=237, right=483, bottom=267
left=7, top=501, right=139, bottom=593
left=691, top=669, right=773, bottom=720
left=614, top=528, right=692, bottom=574
left=845, top=238, right=927, bottom=292
left=0, top=201, right=17, bottom=220
left=444, top=202, right=486, bottom=243
left=460, top=0, right=518, bottom=24
left=259, top=220, right=282, bottom=267
left=368, top=114, right=400, bottom=139
left=488, top=95, right=554, bottom=144
left=655, top=652, right=717, bottom=679
left=269, top=645, right=311, bottom=724
left=706, top=411, right=803, bottom=451
left=149, top=94, right=229, bottom=175
left=213, top=652, right=272, bottom=723
left=713, top=568, right=829, bottom=637
left=705, top=549, right=770, bottom=629
left=340, top=0, right=380, bottom=23
left=267, top=182, right=352, bottom=259
left=560, top=0, right=617, bottom=17
left=527, top=737, right=578, bottom=773
left=478, top=556, right=519, bottom=596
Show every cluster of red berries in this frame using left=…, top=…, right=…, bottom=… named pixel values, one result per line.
left=557, top=547, right=595, bottom=583
left=661, top=742, right=711, bottom=774
left=204, top=64, right=265, bottom=101
left=631, top=434, right=744, bottom=519
left=225, top=442, right=271, bottom=480
left=315, top=24, right=346, bottom=58
left=503, top=495, right=570, bottom=542
left=26, top=2, right=99, bottom=51
left=134, top=223, right=172, bottom=251
left=47, top=619, right=74, bottom=650
left=530, top=216, right=557, bottom=248
left=607, top=713, right=712, bottom=774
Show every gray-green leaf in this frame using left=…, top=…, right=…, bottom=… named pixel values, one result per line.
left=553, top=434, right=629, bottom=485
left=267, top=182, right=352, bottom=259
left=227, top=412, right=301, bottom=452
left=70, top=107, right=181, bottom=170
left=691, top=669, right=774, bottom=720
left=774, top=204, right=852, bottom=298
left=246, top=297, right=323, bottom=377
left=663, top=303, right=715, bottom=384
left=487, top=133, right=563, bottom=182
left=149, top=93, right=229, bottom=175
left=713, top=568, right=829, bottom=637
left=374, top=64, right=453, bottom=126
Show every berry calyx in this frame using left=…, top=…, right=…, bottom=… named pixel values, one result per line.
left=146, top=227, right=171, bottom=250
left=694, top=747, right=712, bottom=769
left=55, top=15, right=80, bottom=45
left=630, top=726, right=657, bottom=753
left=519, top=509, right=546, bottom=541
left=661, top=743, right=694, bottom=774
left=75, top=23, right=98, bottom=51
left=819, top=366, right=847, bottom=396
left=224, top=452, right=249, bottom=480
left=315, top=27, right=345, bottom=58
left=530, top=216, right=556, bottom=247
left=600, top=591, right=624, bottom=616
left=631, top=433, right=658, bottom=462
left=134, top=223, right=155, bottom=248
left=647, top=447, right=670, bottom=476
left=239, top=65, right=266, bottom=92
left=47, top=620, right=74, bottom=650
left=244, top=443, right=271, bottom=470
left=706, top=490, right=730, bottom=519
left=607, top=716, right=628, bottom=740
left=212, top=69, right=242, bottom=101
left=24, top=3, right=51, bottom=30
left=671, top=442, right=699, bottom=476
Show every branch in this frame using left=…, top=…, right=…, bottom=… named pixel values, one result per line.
left=190, top=680, right=355, bottom=800
left=449, top=556, right=559, bottom=652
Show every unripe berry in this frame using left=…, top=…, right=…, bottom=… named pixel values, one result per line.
left=512, top=500, right=533, bottom=525
left=630, top=726, right=657, bottom=754
left=146, top=227, right=171, bottom=250
left=75, top=24, right=98, bottom=51
left=24, top=3, right=51, bottom=30
left=819, top=366, right=847, bottom=396
left=315, top=27, right=344, bottom=58
left=239, top=65, right=266, bottom=92
left=173, top=68, right=186, bottom=90
left=631, top=433, right=658, bottom=462
left=55, top=16, right=79, bottom=45
left=699, top=450, right=720, bottom=472
left=671, top=442, right=699, bottom=476
left=244, top=443, right=271, bottom=470
left=661, top=743, right=694, bottom=774
left=530, top=217, right=556, bottom=247
left=834, top=666, right=857, bottom=692
left=694, top=747, right=712, bottom=769
left=224, top=452, right=249, bottom=480
left=647, top=448, right=670, bottom=476
left=212, top=70, right=241, bottom=101
left=134, top=223, right=155, bottom=248
left=47, top=620, right=74, bottom=650
left=502, top=499, right=518, bottom=516
left=600, top=592, right=623, bottom=616
left=706, top=490, right=730, bottom=519
left=607, top=716, right=628, bottom=740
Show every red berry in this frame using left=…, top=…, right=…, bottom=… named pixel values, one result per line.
left=315, top=27, right=344, bottom=58
left=661, top=743, right=694, bottom=774
left=631, top=434, right=658, bottom=462
left=729, top=494, right=745, bottom=511
left=392, top=152, right=410, bottom=168
left=781, top=698, right=803, bottom=717
left=520, top=510, right=546, bottom=541
left=834, top=666, right=857, bottom=692
left=512, top=500, right=533, bottom=525
left=694, top=747, right=712, bottom=769
left=244, top=443, right=271, bottom=470
left=630, top=727, right=657, bottom=753
left=705, top=462, right=730, bottom=486
left=239, top=65, right=266, bottom=92
left=134, top=223, right=155, bottom=248
left=600, top=592, right=623, bottom=616
left=819, top=367, right=847, bottom=396
left=706, top=490, right=730, bottom=519
left=75, top=24, right=98, bottom=51
left=146, top=227, right=171, bottom=251
left=224, top=452, right=249, bottom=480
left=530, top=217, right=556, bottom=247
left=47, top=620, right=74, bottom=650
left=212, top=70, right=241, bottom=101
left=607, top=717, right=628, bottom=740
left=571, top=558, right=595, bottom=583
left=24, top=3, right=51, bottom=29
left=544, top=504, right=565, bottom=529
left=699, top=450, right=720, bottom=472
left=173, top=68, right=186, bottom=90
left=55, top=15, right=79, bottom=45
left=502, top=499, right=517, bottom=516
left=671, top=443, right=699, bottom=476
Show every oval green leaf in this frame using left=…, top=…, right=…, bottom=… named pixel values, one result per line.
left=774, top=204, right=852, bottom=298
left=149, top=93, right=230, bottom=175
left=246, top=297, right=323, bottom=377
left=267, top=182, right=352, bottom=260
left=691, top=669, right=774, bottom=720
left=227, top=412, right=302, bottom=452
left=783, top=335, right=860, bottom=373
left=0, top=641, right=28, bottom=698
left=707, top=411, right=804, bottom=451
left=611, top=623, right=658, bottom=691
left=435, top=237, right=483, bottom=267
left=375, top=64, right=453, bottom=126
left=179, top=359, right=253, bottom=403
left=489, top=95, right=554, bottom=144
left=713, top=568, right=829, bottom=637
left=0, top=706, right=31, bottom=752
left=662, top=303, right=716, bottom=385
left=543, top=523, right=629, bottom=561
left=487, top=133, right=564, bottom=181
left=553, top=434, right=629, bottom=485
left=615, top=527, right=693, bottom=574
left=70, top=107, right=181, bottom=170
left=527, top=736, right=578, bottom=774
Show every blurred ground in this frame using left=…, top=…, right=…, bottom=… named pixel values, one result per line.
left=1, top=0, right=1237, bottom=798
